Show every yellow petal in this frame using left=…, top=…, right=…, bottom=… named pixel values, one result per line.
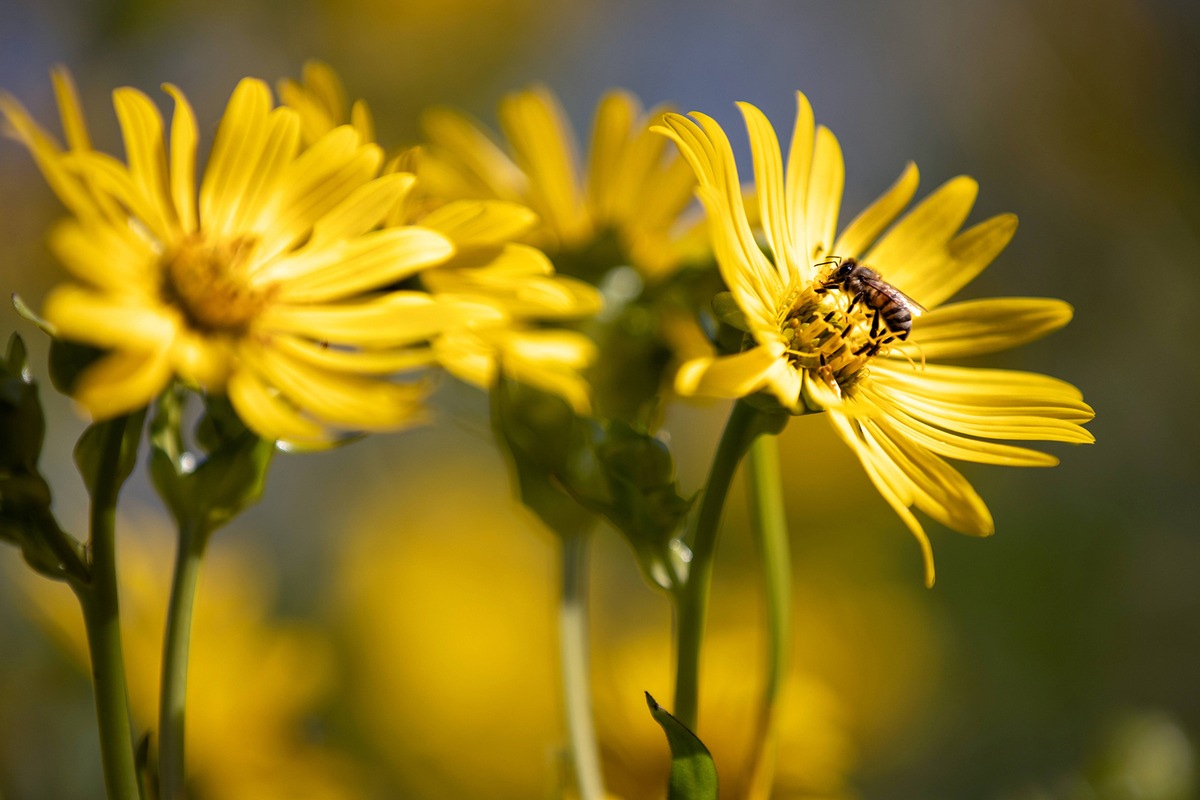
left=832, top=162, right=919, bottom=257
left=893, top=297, right=1074, bottom=360
left=0, top=91, right=101, bottom=223
left=43, top=285, right=177, bottom=349
left=869, top=397, right=1060, bottom=468
left=305, top=172, right=417, bottom=250
left=784, top=92, right=815, bottom=268
left=674, top=345, right=778, bottom=399
left=420, top=200, right=538, bottom=246
left=422, top=244, right=602, bottom=320
left=254, top=125, right=380, bottom=261
left=805, top=125, right=844, bottom=264
left=864, top=175, right=978, bottom=297
left=251, top=346, right=428, bottom=430
left=871, top=360, right=1091, bottom=409
left=499, top=330, right=597, bottom=416
left=586, top=90, right=637, bottom=222
left=112, top=87, right=173, bottom=238
left=868, top=371, right=1095, bottom=443
left=658, top=114, right=781, bottom=329
left=50, top=67, right=90, bottom=151
left=72, top=347, right=173, bottom=419
left=48, top=219, right=158, bottom=292
left=421, top=106, right=526, bottom=200
left=737, top=101, right=798, bottom=278
left=227, top=367, right=331, bottom=443
left=162, top=84, right=199, bottom=234
left=271, top=334, right=436, bottom=375
left=828, top=411, right=936, bottom=587
left=261, top=293, right=501, bottom=347
left=168, top=330, right=231, bottom=390
left=497, top=86, right=590, bottom=246
left=269, top=227, right=454, bottom=303
left=64, top=150, right=165, bottom=237
left=901, top=213, right=1019, bottom=308
left=862, top=418, right=994, bottom=537
left=199, top=78, right=274, bottom=237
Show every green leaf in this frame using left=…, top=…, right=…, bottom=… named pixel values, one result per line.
left=0, top=333, right=87, bottom=582
left=74, top=411, right=147, bottom=503
left=149, top=390, right=274, bottom=538
left=645, top=692, right=719, bottom=800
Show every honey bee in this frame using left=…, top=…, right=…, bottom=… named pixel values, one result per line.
left=816, top=257, right=925, bottom=355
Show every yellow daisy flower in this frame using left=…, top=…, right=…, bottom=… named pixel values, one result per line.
left=419, top=84, right=704, bottom=281
left=657, top=95, right=1094, bottom=585
left=279, top=62, right=603, bottom=413
left=1, top=69, right=481, bottom=444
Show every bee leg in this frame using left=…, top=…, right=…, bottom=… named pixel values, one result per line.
left=847, top=293, right=862, bottom=313
left=869, top=309, right=883, bottom=339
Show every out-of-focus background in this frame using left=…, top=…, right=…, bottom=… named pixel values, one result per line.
left=2, top=0, right=1198, bottom=798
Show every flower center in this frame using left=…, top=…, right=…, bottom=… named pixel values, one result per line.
left=781, top=281, right=886, bottom=396
left=162, top=234, right=269, bottom=334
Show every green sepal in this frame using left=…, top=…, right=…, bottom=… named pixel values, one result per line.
left=74, top=411, right=147, bottom=504
left=491, top=377, right=694, bottom=589
left=645, top=692, right=719, bottom=800
left=0, top=333, right=87, bottom=582
left=590, top=422, right=694, bottom=590
left=490, top=377, right=599, bottom=538
left=149, top=388, right=274, bottom=539
left=711, top=292, right=749, bottom=332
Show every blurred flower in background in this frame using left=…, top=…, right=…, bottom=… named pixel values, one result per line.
left=332, top=453, right=942, bottom=799
left=19, top=509, right=362, bottom=800
left=280, top=62, right=605, bottom=414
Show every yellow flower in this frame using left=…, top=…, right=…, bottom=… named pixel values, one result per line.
left=657, top=95, right=1094, bottom=585
left=279, top=62, right=603, bottom=412
left=1, top=69, right=478, bottom=444
left=23, top=512, right=363, bottom=800
left=419, top=85, right=704, bottom=281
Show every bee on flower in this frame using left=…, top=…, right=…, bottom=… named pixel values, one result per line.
left=657, top=95, right=1095, bottom=585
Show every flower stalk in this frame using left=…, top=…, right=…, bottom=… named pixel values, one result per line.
left=744, top=433, right=792, bottom=800
left=73, top=417, right=141, bottom=800
left=672, top=399, right=769, bottom=730
left=559, top=527, right=605, bottom=800
left=157, top=518, right=209, bottom=800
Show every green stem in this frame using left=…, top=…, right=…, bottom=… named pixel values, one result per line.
left=158, top=519, right=208, bottom=800
left=744, top=433, right=792, bottom=800
left=73, top=418, right=141, bottom=800
left=559, top=528, right=605, bottom=800
left=672, top=400, right=763, bottom=730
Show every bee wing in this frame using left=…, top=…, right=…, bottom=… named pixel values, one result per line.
left=864, top=274, right=926, bottom=316
left=903, top=290, right=927, bottom=317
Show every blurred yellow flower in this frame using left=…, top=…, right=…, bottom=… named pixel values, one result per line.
left=0, top=70, right=483, bottom=444
left=419, top=84, right=705, bottom=282
left=280, top=62, right=604, bottom=412
left=23, top=512, right=362, bottom=800
left=658, top=95, right=1095, bottom=585
left=331, top=462, right=941, bottom=799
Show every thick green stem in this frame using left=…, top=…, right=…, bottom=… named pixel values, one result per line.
left=158, top=519, right=208, bottom=800
left=559, top=528, right=605, bottom=800
left=744, top=433, right=792, bottom=800
left=672, top=400, right=763, bottom=730
left=73, top=419, right=140, bottom=800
